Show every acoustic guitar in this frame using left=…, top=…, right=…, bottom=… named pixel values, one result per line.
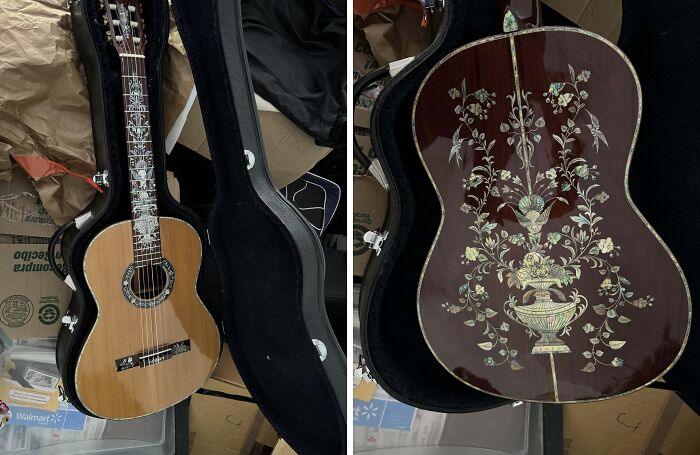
left=412, top=0, right=691, bottom=402
left=66, top=0, right=220, bottom=419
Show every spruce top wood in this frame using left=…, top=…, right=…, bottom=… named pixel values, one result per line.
left=412, top=0, right=691, bottom=402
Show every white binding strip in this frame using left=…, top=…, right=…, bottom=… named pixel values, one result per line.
left=119, top=53, right=145, bottom=58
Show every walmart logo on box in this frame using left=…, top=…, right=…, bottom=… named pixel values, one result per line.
left=9, top=406, right=86, bottom=430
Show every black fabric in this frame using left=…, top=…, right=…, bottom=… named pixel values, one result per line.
left=171, top=1, right=345, bottom=453
left=241, top=0, right=346, bottom=148
left=620, top=0, right=700, bottom=414
left=361, top=0, right=574, bottom=412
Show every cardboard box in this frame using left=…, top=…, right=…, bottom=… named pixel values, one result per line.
left=0, top=167, right=57, bottom=238
left=176, top=94, right=330, bottom=190
left=353, top=176, right=388, bottom=277
left=272, top=439, right=297, bottom=455
left=0, top=244, right=71, bottom=339
left=211, top=344, right=245, bottom=388
left=563, top=388, right=700, bottom=455
left=543, top=0, right=622, bottom=42
left=189, top=378, right=263, bottom=455
left=199, top=349, right=282, bottom=454
left=353, top=28, right=379, bottom=75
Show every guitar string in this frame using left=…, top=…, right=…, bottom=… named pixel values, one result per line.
left=127, top=48, right=152, bottom=359
left=132, top=49, right=159, bottom=360
left=119, top=38, right=146, bottom=364
left=133, top=39, right=165, bottom=360
left=126, top=27, right=156, bottom=359
left=132, top=25, right=166, bottom=360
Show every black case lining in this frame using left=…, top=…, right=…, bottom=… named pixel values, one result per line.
left=171, top=1, right=346, bottom=453
left=360, top=0, right=574, bottom=412
left=620, top=0, right=700, bottom=414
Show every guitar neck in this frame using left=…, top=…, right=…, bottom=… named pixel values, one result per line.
left=120, top=54, right=162, bottom=266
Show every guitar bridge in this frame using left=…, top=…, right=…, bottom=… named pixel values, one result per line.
left=115, top=339, right=191, bottom=372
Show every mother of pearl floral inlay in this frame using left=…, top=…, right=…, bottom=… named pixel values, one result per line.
left=442, top=65, right=652, bottom=373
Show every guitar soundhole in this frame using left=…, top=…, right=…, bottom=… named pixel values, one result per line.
left=130, top=264, right=168, bottom=300
left=121, top=258, right=175, bottom=308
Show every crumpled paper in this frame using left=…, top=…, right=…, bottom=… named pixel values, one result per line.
left=354, top=5, right=435, bottom=66
left=0, top=1, right=326, bottom=226
left=0, top=0, right=96, bottom=225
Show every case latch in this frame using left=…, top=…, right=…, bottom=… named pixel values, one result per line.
left=61, top=313, right=78, bottom=333
left=363, top=230, right=388, bottom=256
left=92, top=170, right=110, bottom=188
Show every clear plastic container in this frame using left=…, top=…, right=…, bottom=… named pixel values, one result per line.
left=0, top=337, right=175, bottom=455
left=353, top=286, right=544, bottom=455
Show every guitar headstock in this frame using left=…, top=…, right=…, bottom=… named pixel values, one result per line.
left=102, top=0, right=145, bottom=55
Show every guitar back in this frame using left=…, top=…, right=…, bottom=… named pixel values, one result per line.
left=413, top=27, right=690, bottom=402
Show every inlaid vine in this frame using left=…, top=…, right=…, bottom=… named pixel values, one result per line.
left=441, top=65, right=652, bottom=372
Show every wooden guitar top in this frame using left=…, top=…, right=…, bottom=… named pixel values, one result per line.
left=413, top=27, right=691, bottom=402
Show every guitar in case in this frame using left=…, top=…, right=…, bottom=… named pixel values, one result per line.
left=55, top=0, right=345, bottom=452
left=55, top=0, right=221, bottom=420
left=412, top=0, right=690, bottom=402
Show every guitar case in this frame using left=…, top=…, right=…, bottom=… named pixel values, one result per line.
left=358, top=0, right=575, bottom=412
left=55, top=1, right=346, bottom=453
left=619, top=0, right=700, bottom=415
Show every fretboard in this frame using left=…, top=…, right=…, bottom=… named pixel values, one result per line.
left=120, top=54, right=161, bottom=267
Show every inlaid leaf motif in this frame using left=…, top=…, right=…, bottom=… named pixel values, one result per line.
left=618, top=315, right=631, bottom=323
left=510, top=360, right=524, bottom=370
left=593, top=304, right=607, bottom=315
left=478, top=342, right=494, bottom=351
left=484, top=308, right=498, bottom=318
left=582, top=362, right=596, bottom=373
left=609, top=341, right=626, bottom=350
left=464, top=320, right=475, bottom=326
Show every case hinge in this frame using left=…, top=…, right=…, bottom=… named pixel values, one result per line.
left=244, top=149, right=255, bottom=170
left=92, top=170, right=109, bottom=188
left=312, top=339, right=327, bottom=362
left=363, top=230, right=388, bottom=256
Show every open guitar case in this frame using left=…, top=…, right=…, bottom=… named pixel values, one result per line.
left=54, top=0, right=346, bottom=453
left=357, top=0, right=694, bottom=413
left=361, top=0, right=700, bottom=416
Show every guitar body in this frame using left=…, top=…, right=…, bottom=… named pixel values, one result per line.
left=413, top=27, right=691, bottom=402
left=73, top=217, right=220, bottom=419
